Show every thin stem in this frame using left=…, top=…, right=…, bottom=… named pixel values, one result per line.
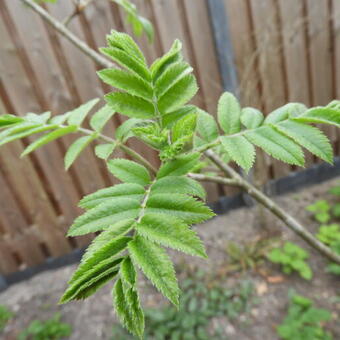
left=204, top=149, right=340, bottom=265
left=21, top=0, right=114, bottom=69
left=63, top=0, right=95, bottom=26
left=78, top=127, right=157, bottom=175
left=188, top=173, right=240, bottom=186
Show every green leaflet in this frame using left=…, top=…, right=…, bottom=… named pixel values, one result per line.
left=71, top=236, right=131, bottom=284
left=294, top=107, right=340, bottom=126
left=21, top=125, right=77, bottom=156
left=26, top=112, right=51, bottom=124
left=241, top=107, right=264, bottom=129
left=90, top=104, right=115, bottom=132
left=221, top=135, right=255, bottom=172
left=157, top=153, right=200, bottom=179
left=67, top=198, right=140, bottom=236
left=115, top=118, right=141, bottom=141
left=172, top=113, right=196, bottom=142
left=79, top=183, right=145, bottom=209
left=0, top=114, right=24, bottom=128
left=136, top=213, right=207, bottom=258
left=67, top=98, right=100, bottom=126
left=273, top=121, right=333, bottom=164
left=155, top=61, right=193, bottom=98
left=105, top=92, right=155, bottom=119
left=120, top=256, right=137, bottom=287
left=107, top=158, right=151, bottom=186
left=113, top=278, right=144, bottom=339
left=244, top=126, right=305, bottom=166
left=146, top=193, right=215, bottom=224
left=151, top=176, right=206, bottom=199
left=128, top=235, right=180, bottom=306
left=64, top=135, right=95, bottom=170
left=111, top=0, right=154, bottom=42
left=0, top=124, right=58, bottom=147
left=161, top=105, right=197, bottom=128
left=107, top=30, right=146, bottom=66
left=60, top=257, right=122, bottom=302
left=217, top=92, right=241, bottom=135
left=151, top=39, right=182, bottom=81
left=196, top=110, right=219, bottom=143
left=158, top=74, right=198, bottom=114
left=100, top=47, right=150, bottom=80
left=264, top=103, right=307, bottom=124
left=95, top=143, right=116, bottom=160
left=97, top=68, right=153, bottom=101
left=82, top=220, right=135, bottom=261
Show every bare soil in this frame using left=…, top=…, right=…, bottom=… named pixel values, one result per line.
left=1, top=177, right=339, bottom=340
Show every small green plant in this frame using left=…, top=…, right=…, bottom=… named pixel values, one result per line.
left=267, top=242, right=312, bottom=280
left=112, top=272, right=255, bottom=339
left=225, top=237, right=278, bottom=272
left=0, top=305, right=14, bottom=332
left=306, top=200, right=331, bottom=224
left=326, top=242, right=340, bottom=275
left=277, top=294, right=333, bottom=340
left=316, top=224, right=340, bottom=245
left=18, top=313, right=72, bottom=340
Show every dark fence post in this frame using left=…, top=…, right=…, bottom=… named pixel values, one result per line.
left=206, top=0, right=238, bottom=94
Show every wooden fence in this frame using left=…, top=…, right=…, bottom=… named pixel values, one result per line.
left=0, top=0, right=339, bottom=275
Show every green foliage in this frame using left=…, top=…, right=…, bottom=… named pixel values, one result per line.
left=0, top=305, right=13, bottom=332
left=306, top=200, right=331, bottom=224
left=316, top=224, right=340, bottom=245
left=18, top=313, right=72, bottom=340
left=111, top=0, right=154, bottom=42
left=277, top=294, right=333, bottom=340
left=225, top=237, right=278, bottom=272
left=1, top=31, right=340, bottom=338
left=112, top=272, right=255, bottom=340
left=268, top=242, right=313, bottom=280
